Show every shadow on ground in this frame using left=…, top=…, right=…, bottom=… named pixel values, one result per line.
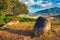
left=4, top=28, right=32, bottom=36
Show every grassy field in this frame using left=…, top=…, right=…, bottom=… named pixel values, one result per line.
left=0, top=21, right=60, bottom=40
left=0, top=16, right=60, bottom=40
left=0, top=22, right=35, bottom=40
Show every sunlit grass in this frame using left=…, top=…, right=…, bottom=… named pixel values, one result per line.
left=0, top=18, right=60, bottom=40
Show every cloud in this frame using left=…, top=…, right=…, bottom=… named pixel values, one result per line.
left=19, top=0, right=60, bottom=6
left=20, top=0, right=36, bottom=6
left=37, top=0, right=43, bottom=4
left=24, top=2, right=29, bottom=5
left=28, top=0, right=36, bottom=5
left=19, top=0, right=60, bottom=13
left=41, top=2, right=52, bottom=7
left=20, top=0, right=53, bottom=7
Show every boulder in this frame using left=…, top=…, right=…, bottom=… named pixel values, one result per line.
left=33, top=16, right=51, bottom=36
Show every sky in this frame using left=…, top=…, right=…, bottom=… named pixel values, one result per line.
left=19, top=0, right=60, bottom=13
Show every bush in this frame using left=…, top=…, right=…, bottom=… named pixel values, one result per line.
left=4, top=16, right=12, bottom=23
left=0, top=2, right=7, bottom=10
left=0, top=14, right=12, bottom=27
left=16, top=16, right=36, bottom=22
left=0, top=14, right=6, bottom=24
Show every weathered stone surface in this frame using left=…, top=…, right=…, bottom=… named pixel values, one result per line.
left=33, top=16, right=51, bottom=35
left=43, top=17, right=51, bottom=34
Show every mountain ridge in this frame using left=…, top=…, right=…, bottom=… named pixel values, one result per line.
left=34, top=7, right=60, bottom=15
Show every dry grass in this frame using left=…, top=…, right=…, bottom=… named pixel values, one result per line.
left=0, top=22, right=35, bottom=40
left=0, top=22, right=60, bottom=40
left=4, top=22, right=35, bottom=30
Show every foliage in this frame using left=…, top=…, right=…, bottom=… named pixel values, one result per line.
left=0, top=0, right=28, bottom=24
left=16, top=16, right=36, bottom=22
left=0, top=14, right=12, bottom=24
left=11, top=0, right=28, bottom=16
left=0, top=14, right=6, bottom=24
left=0, top=0, right=28, bottom=16
left=0, top=1, right=7, bottom=10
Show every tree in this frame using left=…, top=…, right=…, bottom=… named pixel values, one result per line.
left=0, top=0, right=28, bottom=16
left=0, top=0, right=8, bottom=14
left=0, top=0, right=29, bottom=24
left=11, top=0, right=28, bottom=16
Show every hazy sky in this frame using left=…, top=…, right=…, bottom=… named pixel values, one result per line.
left=19, top=0, right=60, bottom=13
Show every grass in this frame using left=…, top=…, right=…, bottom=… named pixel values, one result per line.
left=0, top=18, right=60, bottom=40
left=3, top=22, right=35, bottom=30
left=0, top=27, right=8, bottom=30
left=30, top=30, right=40, bottom=37
left=16, top=16, right=36, bottom=22
left=0, top=22, right=35, bottom=40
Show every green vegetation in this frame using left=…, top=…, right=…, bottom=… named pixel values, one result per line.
left=0, top=0, right=28, bottom=15
left=16, top=16, right=36, bottom=22
left=0, top=0, right=29, bottom=26
left=0, top=1, right=7, bottom=10
left=0, top=14, right=12, bottom=27
left=0, top=14, right=12, bottom=24
left=0, top=14, right=36, bottom=25
left=0, top=0, right=29, bottom=23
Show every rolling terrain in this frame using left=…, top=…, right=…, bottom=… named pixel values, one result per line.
left=0, top=16, right=60, bottom=40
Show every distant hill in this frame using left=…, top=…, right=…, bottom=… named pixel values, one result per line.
left=35, top=7, right=60, bottom=15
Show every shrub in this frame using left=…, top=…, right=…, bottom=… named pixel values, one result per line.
left=0, top=14, right=6, bottom=24
left=16, top=16, right=36, bottom=22
left=4, top=16, right=12, bottom=23
left=0, top=2, right=7, bottom=10
left=0, top=14, right=12, bottom=27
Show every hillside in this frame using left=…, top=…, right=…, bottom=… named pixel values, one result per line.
left=35, top=7, right=60, bottom=15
